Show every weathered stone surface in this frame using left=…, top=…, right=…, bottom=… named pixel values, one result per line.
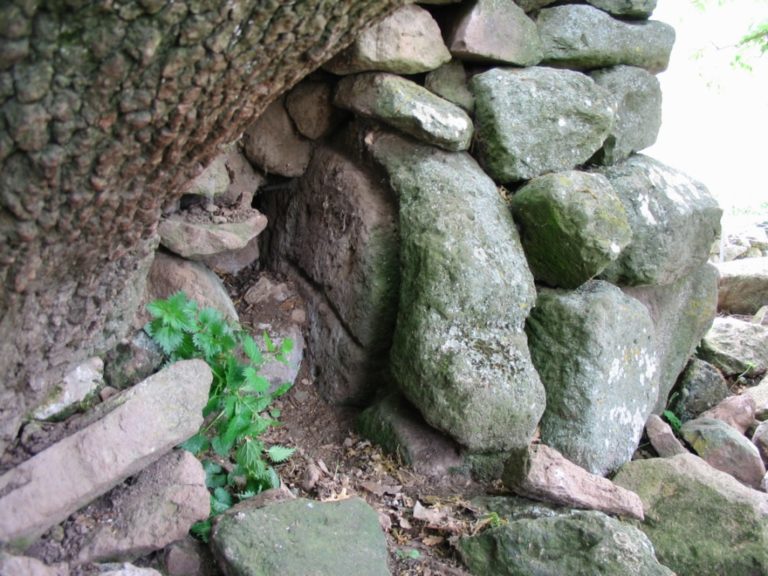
left=460, top=506, right=672, bottom=576
left=261, top=145, right=398, bottom=403
left=527, top=281, right=658, bottom=475
left=97, top=565, right=162, bottom=576
left=371, top=133, right=545, bottom=451
left=358, top=393, right=464, bottom=477
left=537, top=4, right=675, bottom=72
left=701, top=395, right=756, bottom=435
left=242, top=97, right=313, bottom=178
left=681, top=417, right=766, bottom=488
left=510, top=170, right=631, bottom=289
left=334, top=73, right=473, bottom=151
left=0, top=360, right=211, bottom=546
left=220, top=145, right=264, bottom=209
left=158, top=212, right=267, bottom=262
left=211, top=498, right=389, bottom=576
left=32, top=357, right=103, bottom=421
left=104, top=332, right=164, bottom=391
left=614, top=453, right=768, bottom=576
left=646, top=414, right=687, bottom=457
left=285, top=80, right=341, bottom=140
left=515, top=0, right=557, bottom=11
left=716, top=256, right=768, bottom=315
left=753, top=421, right=768, bottom=464
left=595, top=156, right=722, bottom=287
left=445, top=0, right=542, bottom=66
left=76, top=450, right=209, bottom=563
left=670, top=358, right=729, bottom=423
left=503, top=443, right=645, bottom=520
left=163, top=536, right=214, bottom=576
left=142, top=252, right=238, bottom=326
left=698, top=316, right=768, bottom=377
left=623, top=264, right=719, bottom=413
left=590, top=66, right=661, bottom=165
left=586, top=0, right=657, bottom=18
left=258, top=325, right=304, bottom=394
left=182, top=154, right=230, bottom=199
left=325, top=5, right=450, bottom=75
left=471, top=66, right=614, bottom=182
left=746, top=375, right=768, bottom=417
left=0, top=553, right=69, bottom=576
left=424, top=61, right=474, bottom=113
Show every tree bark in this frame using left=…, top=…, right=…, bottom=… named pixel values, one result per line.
left=0, top=0, right=405, bottom=450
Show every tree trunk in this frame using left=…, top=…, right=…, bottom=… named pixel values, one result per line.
left=0, top=0, right=405, bottom=450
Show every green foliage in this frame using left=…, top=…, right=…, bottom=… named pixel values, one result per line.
left=663, top=410, right=683, bottom=434
left=145, top=291, right=295, bottom=542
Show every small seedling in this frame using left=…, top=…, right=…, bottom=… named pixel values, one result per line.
left=145, top=291, right=295, bottom=540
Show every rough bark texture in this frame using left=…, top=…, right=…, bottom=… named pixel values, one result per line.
left=0, top=0, right=405, bottom=450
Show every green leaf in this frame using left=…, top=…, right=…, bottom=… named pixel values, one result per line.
left=263, top=331, right=275, bottom=353
left=242, top=334, right=263, bottom=366
left=147, top=292, right=197, bottom=332
left=190, top=519, right=212, bottom=542
left=211, top=435, right=233, bottom=457
left=202, top=461, right=228, bottom=489
left=267, top=445, right=295, bottom=463
left=149, top=322, right=184, bottom=355
left=663, top=410, right=682, bottom=433
left=243, top=367, right=270, bottom=394
left=222, top=412, right=251, bottom=447
left=237, top=439, right=264, bottom=476
left=211, top=487, right=233, bottom=514
left=271, top=382, right=292, bottom=399
left=179, top=433, right=209, bottom=455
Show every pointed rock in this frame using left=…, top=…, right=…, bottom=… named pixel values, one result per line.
left=645, top=414, right=687, bottom=457
left=503, top=443, right=645, bottom=520
left=670, top=359, right=729, bottom=423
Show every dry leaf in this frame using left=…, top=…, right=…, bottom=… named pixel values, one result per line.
left=399, top=516, right=412, bottom=530
left=413, top=501, right=446, bottom=525
left=422, top=535, right=445, bottom=547
left=360, top=480, right=402, bottom=497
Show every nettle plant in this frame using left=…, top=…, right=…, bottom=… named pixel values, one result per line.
left=145, top=291, right=295, bottom=540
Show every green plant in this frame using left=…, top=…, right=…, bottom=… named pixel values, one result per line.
left=662, top=410, right=683, bottom=434
left=145, top=291, right=295, bottom=541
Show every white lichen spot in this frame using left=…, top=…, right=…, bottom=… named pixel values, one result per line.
left=557, top=117, right=566, bottom=127
left=638, top=194, right=657, bottom=225
left=610, top=241, right=621, bottom=255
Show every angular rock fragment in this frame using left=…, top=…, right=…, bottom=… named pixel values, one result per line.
left=590, top=65, right=662, bottom=165
left=424, top=61, right=474, bottom=113
left=32, top=357, right=103, bottom=421
left=670, top=359, right=729, bottom=423
left=623, top=264, right=718, bottom=412
left=220, top=144, right=264, bottom=208
left=242, top=97, right=312, bottom=177
left=285, top=80, right=342, bottom=140
left=182, top=154, right=230, bottom=200
left=335, top=73, right=473, bottom=152
left=645, top=414, right=687, bottom=457
left=503, top=443, right=645, bottom=520
left=527, top=281, right=658, bottom=475
left=0, top=360, right=211, bottom=546
left=371, top=132, right=545, bottom=451
left=104, top=332, right=164, bottom=391
left=537, top=4, right=675, bottom=72
left=746, top=375, right=768, bottom=418
left=614, top=453, right=768, bottom=576
left=681, top=417, right=766, bottom=488
left=586, top=0, right=657, bottom=19
left=596, top=155, right=722, bottom=287
left=446, top=0, right=542, bottom=66
left=716, top=256, right=768, bottom=315
left=471, top=66, right=614, bottom=182
left=211, top=498, right=389, bottom=576
left=325, top=5, right=450, bottom=75
left=701, top=395, right=756, bottom=435
left=510, top=170, right=631, bottom=288
left=698, top=316, right=768, bottom=377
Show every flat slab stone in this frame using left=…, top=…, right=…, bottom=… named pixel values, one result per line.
left=471, top=66, right=614, bottom=182
left=445, top=0, right=542, bottom=66
left=510, top=170, right=631, bottom=289
left=370, top=132, right=545, bottom=451
left=537, top=4, right=675, bottom=72
left=324, top=5, right=450, bottom=75
left=716, top=256, right=768, bottom=315
left=211, top=498, right=389, bottom=576
left=613, top=453, right=768, bottom=576
left=595, top=155, right=722, bottom=287
left=503, top=443, right=645, bottom=520
left=0, top=360, right=211, bottom=547
left=334, top=73, right=473, bottom=152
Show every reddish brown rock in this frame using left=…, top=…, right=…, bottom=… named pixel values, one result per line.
left=701, top=395, right=756, bottom=435
left=503, top=443, right=644, bottom=520
left=645, top=414, right=687, bottom=457
left=285, top=80, right=343, bottom=140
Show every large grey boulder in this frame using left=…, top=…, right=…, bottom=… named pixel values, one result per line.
left=623, top=264, right=718, bottom=413
left=242, top=97, right=312, bottom=178
left=613, top=453, right=768, bottom=576
left=537, top=4, right=675, bottom=72
left=527, top=281, right=658, bottom=475
left=334, top=73, right=473, bottom=152
left=460, top=505, right=672, bottom=576
left=716, top=256, right=768, bottom=315
left=75, top=450, right=210, bottom=563
left=681, top=417, right=766, bottom=489
left=698, top=316, right=768, bottom=377
left=261, top=146, right=399, bottom=404
left=509, top=170, right=632, bottom=289
left=324, top=4, right=450, bottom=75
left=670, top=358, right=729, bottom=423
left=211, top=498, right=389, bottom=576
left=471, top=66, right=614, bottom=182
left=445, top=0, right=542, bottom=66
left=590, top=66, right=662, bottom=165
left=585, top=0, right=657, bottom=19
left=0, top=360, right=211, bottom=547
left=370, top=132, right=545, bottom=451
left=595, top=155, right=722, bottom=287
